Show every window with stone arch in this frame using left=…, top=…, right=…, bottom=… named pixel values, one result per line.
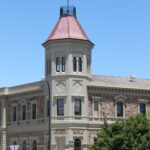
left=78, top=57, right=82, bottom=72
left=73, top=57, right=77, bottom=72
left=22, top=141, right=26, bottom=150
left=74, top=139, right=81, bottom=150
left=32, top=140, right=37, bottom=150
left=61, top=57, right=66, bottom=72
left=56, top=57, right=60, bottom=72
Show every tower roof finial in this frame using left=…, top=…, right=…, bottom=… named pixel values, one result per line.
left=60, top=5, right=76, bottom=17
left=67, top=0, right=69, bottom=13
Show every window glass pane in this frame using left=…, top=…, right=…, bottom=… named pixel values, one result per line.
left=57, top=99, right=64, bottom=116
left=74, top=139, right=81, bottom=150
left=117, top=101, right=123, bottom=117
left=140, top=103, right=146, bottom=114
left=78, top=57, right=82, bottom=72
left=73, top=57, right=77, bottom=72
left=13, top=106, right=17, bottom=121
left=62, top=57, right=65, bottom=72
left=22, top=105, right=26, bottom=120
left=56, top=57, right=60, bottom=72
left=32, top=104, right=36, bottom=119
left=74, top=99, right=81, bottom=115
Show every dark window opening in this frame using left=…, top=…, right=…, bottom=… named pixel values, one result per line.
left=13, top=106, right=17, bottom=121
left=74, top=99, right=81, bottom=116
left=56, top=57, right=60, bottom=72
left=78, top=57, right=82, bottom=72
left=22, top=141, right=26, bottom=150
left=57, top=99, right=64, bottom=116
left=74, top=139, right=81, bottom=150
left=117, top=101, right=123, bottom=117
left=22, top=105, right=26, bottom=120
left=140, top=103, right=146, bottom=114
left=73, top=57, right=77, bottom=72
left=32, top=140, right=37, bottom=150
left=32, top=104, right=36, bottom=119
left=62, top=57, right=66, bottom=72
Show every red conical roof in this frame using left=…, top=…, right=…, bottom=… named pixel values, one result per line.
left=47, top=15, right=89, bottom=41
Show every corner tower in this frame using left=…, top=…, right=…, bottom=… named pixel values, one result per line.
left=43, top=6, right=94, bottom=77
left=43, top=6, right=94, bottom=150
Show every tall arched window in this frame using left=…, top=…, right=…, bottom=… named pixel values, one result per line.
left=56, top=57, right=60, bottom=72
left=73, top=57, right=77, bottom=72
left=74, top=139, right=81, bottom=150
left=32, top=140, right=37, bottom=150
left=78, top=57, right=82, bottom=72
left=62, top=57, right=65, bottom=72
left=22, top=141, right=26, bottom=150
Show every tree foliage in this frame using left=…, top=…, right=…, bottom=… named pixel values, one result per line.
left=90, top=115, right=150, bottom=150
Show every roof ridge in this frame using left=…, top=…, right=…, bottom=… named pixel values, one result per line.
left=92, top=75, right=150, bottom=81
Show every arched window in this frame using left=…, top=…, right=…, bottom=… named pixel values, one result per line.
left=62, top=57, right=65, bottom=72
left=22, top=141, right=26, bottom=150
left=74, top=139, right=81, bottom=150
left=78, top=57, right=82, bottom=72
left=73, top=57, right=77, bottom=72
left=32, top=140, right=37, bottom=150
left=56, top=57, right=60, bottom=72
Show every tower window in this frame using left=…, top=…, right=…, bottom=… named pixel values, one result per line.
left=62, top=57, right=66, bottom=72
left=56, top=57, right=60, bottom=72
left=73, top=57, right=77, bottom=72
left=74, top=99, right=81, bottom=116
left=78, top=57, right=82, bottom=72
left=117, top=101, right=123, bottom=117
left=140, top=103, right=146, bottom=114
left=22, top=105, right=26, bottom=120
left=13, top=106, right=17, bottom=121
left=57, top=99, right=64, bottom=116
left=32, top=104, right=36, bottom=119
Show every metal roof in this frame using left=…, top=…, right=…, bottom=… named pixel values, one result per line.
left=88, top=75, right=150, bottom=90
left=47, top=16, right=89, bottom=41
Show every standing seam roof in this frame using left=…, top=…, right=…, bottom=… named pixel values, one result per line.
left=47, top=16, right=89, bottom=41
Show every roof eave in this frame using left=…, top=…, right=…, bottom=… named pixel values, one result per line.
left=42, top=38, right=94, bottom=49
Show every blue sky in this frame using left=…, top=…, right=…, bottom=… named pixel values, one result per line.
left=0, top=0, right=150, bottom=87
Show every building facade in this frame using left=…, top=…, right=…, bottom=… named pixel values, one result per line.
left=0, top=6, right=150, bottom=150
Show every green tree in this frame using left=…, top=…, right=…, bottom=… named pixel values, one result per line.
left=90, top=115, right=150, bottom=150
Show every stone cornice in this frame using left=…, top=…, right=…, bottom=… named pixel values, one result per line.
left=0, top=81, right=44, bottom=97
left=87, top=86, right=150, bottom=96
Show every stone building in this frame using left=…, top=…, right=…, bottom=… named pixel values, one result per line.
left=0, top=6, right=150, bottom=150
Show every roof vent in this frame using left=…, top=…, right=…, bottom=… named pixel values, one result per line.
left=60, top=6, right=76, bottom=17
left=130, top=75, right=136, bottom=82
